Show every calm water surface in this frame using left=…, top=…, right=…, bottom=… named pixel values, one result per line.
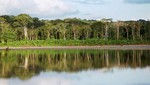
left=0, top=50, right=150, bottom=85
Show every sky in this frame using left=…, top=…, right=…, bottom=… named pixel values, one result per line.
left=0, top=0, right=150, bottom=20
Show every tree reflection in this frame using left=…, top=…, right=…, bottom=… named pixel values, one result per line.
left=0, top=50, right=150, bottom=80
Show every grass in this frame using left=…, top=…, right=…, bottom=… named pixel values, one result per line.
left=0, top=39, right=149, bottom=47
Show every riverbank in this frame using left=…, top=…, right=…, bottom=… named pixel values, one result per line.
left=0, top=39, right=149, bottom=47
left=0, top=45, right=150, bottom=50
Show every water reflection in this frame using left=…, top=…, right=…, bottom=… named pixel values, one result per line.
left=0, top=50, right=150, bottom=85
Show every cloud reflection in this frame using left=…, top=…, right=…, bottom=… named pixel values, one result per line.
left=0, top=67, right=150, bottom=85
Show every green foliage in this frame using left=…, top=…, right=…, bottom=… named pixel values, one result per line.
left=0, top=29, right=17, bottom=42
left=0, top=14, right=150, bottom=45
left=0, top=39, right=149, bottom=47
left=13, top=14, right=33, bottom=27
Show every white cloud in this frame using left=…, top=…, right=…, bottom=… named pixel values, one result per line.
left=0, top=0, right=79, bottom=19
left=72, top=0, right=104, bottom=4
left=0, top=79, right=8, bottom=85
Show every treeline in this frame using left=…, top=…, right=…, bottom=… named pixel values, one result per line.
left=0, top=14, right=150, bottom=43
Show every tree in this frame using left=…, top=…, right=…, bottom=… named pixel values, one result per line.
left=128, top=21, right=136, bottom=41
left=135, top=20, right=142, bottom=40
left=57, top=22, right=68, bottom=40
left=91, top=21, right=104, bottom=39
left=123, top=22, right=129, bottom=40
left=13, top=14, right=33, bottom=40
left=0, top=17, right=16, bottom=43
left=28, top=27, right=38, bottom=40
left=101, top=18, right=112, bottom=40
left=42, top=21, right=54, bottom=39
left=113, top=21, right=125, bottom=40
left=65, top=18, right=83, bottom=40
left=81, top=24, right=91, bottom=39
left=0, top=17, right=7, bottom=33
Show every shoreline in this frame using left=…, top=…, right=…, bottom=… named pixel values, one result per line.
left=0, top=45, right=150, bottom=50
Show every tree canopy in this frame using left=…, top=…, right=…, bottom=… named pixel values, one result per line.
left=0, top=14, right=150, bottom=43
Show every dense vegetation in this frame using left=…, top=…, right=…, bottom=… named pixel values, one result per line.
left=0, top=14, right=150, bottom=46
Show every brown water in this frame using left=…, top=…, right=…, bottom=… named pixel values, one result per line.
left=0, top=50, right=150, bottom=85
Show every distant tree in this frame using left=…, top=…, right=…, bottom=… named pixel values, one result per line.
left=113, top=21, right=125, bottom=40
left=65, top=18, right=83, bottom=40
left=0, top=15, right=15, bottom=26
left=0, top=17, right=8, bottom=43
left=101, top=18, right=112, bottom=40
left=57, top=22, right=68, bottom=40
left=32, top=17, right=44, bottom=28
left=13, top=14, right=33, bottom=40
left=0, top=17, right=16, bottom=42
left=82, top=24, right=91, bottom=39
left=128, top=21, right=136, bottom=41
left=136, top=20, right=142, bottom=40
left=0, top=17, right=7, bottom=33
left=91, top=21, right=104, bottom=39
left=42, top=21, right=54, bottom=39
left=123, top=22, right=129, bottom=40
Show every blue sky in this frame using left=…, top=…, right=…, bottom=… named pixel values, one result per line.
left=0, top=0, right=150, bottom=20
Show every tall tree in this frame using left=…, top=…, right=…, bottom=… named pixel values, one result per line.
left=0, top=17, right=16, bottom=42
left=0, top=17, right=7, bottom=33
left=57, top=22, right=68, bottom=40
left=65, top=18, right=82, bottom=40
left=82, top=24, right=91, bottom=39
left=43, top=21, right=54, bottom=39
left=0, top=17, right=8, bottom=43
left=101, top=18, right=112, bottom=40
left=128, top=21, right=136, bottom=41
left=114, top=21, right=125, bottom=40
left=13, top=14, right=33, bottom=40
left=123, top=22, right=129, bottom=40
left=135, top=20, right=142, bottom=40
left=91, top=21, right=104, bottom=39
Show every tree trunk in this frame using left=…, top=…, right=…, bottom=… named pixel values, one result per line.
left=86, top=31, right=89, bottom=39
left=73, top=31, right=76, bottom=40
left=23, top=26, right=28, bottom=40
left=132, top=27, right=135, bottom=41
left=117, top=26, right=119, bottom=40
left=47, top=31, right=50, bottom=39
left=125, top=27, right=129, bottom=40
left=104, top=25, right=108, bottom=40
left=63, top=32, right=66, bottom=40
left=138, top=28, right=141, bottom=40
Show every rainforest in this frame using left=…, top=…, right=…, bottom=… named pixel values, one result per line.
left=0, top=14, right=150, bottom=46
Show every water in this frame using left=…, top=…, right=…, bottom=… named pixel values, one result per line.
left=0, top=50, right=150, bottom=85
